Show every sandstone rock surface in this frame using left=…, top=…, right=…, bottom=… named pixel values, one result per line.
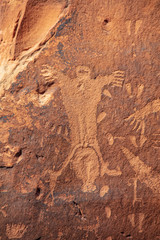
left=0, top=0, right=160, bottom=239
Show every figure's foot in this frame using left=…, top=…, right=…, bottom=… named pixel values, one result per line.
left=71, top=146, right=100, bottom=193
left=82, top=182, right=97, bottom=193
left=101, top=161, right=122, bottom=177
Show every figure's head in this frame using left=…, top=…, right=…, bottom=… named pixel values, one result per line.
left=76, top=66, right=91, bottom=79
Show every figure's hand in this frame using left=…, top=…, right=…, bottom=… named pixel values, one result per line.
left=41, top=65, right=64, bottom=83
left=110, top=71, right=125, bottom=87
left=125, top=110, right=145, bottom=133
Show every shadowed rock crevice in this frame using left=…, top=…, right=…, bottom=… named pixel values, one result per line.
left=14, top=0, right=68, bottom=58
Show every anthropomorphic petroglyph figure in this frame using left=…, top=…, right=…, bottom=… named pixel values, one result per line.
left=41, top=66, right=124, bottom=199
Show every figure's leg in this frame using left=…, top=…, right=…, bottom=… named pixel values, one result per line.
left=89, top=141, right=122, bottom=177
left=85, top=107, right=122, bottom=177
left=43, top=143, right=83, bottom=206
left=71, top=146, right=100, bottom=193
left=43, top=108, right=84, bottom=206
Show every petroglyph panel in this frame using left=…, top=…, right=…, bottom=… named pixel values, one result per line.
left=38, top=65, right=124, bottom=197
left=0, top=0, right=160, bottom=239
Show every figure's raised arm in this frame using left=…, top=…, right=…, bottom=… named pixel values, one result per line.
left=96, top=70, right=125, bottom=88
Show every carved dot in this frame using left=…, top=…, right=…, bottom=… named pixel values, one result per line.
left=100, top=185, right=109, bottom=197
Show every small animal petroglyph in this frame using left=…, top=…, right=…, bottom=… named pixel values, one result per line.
left=40, top=65, right=124, bottom=204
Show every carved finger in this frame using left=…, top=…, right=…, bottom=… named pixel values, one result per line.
left=130, top=118, right=136, bottom=125
left=41, top=69, right=52, bottom=78
left=64, top=126, right=69, bottom=137
left=111, top=79, right=123, bottom=86
left=114, top=78, right=124, bottom=84
left=125, top=115, right=132, bottom=121
left=128, top=118, right=136, bottom=127
left=114, top=77, right=124, bottom=83
left=115, top=80, right=123, bottom=86
left=136, top=121, right=143, bottom=132
left=57, top=125, right=62, bottom=135
left=133, top=121, right=140, bottom=131
left=113, top=70, right=124, bottom=75
left=152, top=133, right=160, bottom=140
left=114, top=72, right=124, bottom=77
left=111, top=83, right=122, bottom=88
left=117, top=79, right=124, bottom=83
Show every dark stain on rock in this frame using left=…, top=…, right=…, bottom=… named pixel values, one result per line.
left=0, top=114, right=14, bottom=123
left=55, top=17, right=72, bottom=38
left=14, top=148, right=22, bottom=158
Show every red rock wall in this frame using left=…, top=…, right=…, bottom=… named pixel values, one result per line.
left=0, top=0, right=160, bottom=239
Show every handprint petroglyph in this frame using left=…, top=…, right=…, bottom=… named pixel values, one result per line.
left=126, top=99, right=160, bottom=132
left=125, top=80, right=159, bottom=147
left=41, top=65, right=124, bottom=203
left=126, top=99, right=160, bottom=147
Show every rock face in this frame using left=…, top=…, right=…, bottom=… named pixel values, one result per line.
left=0, top=0, right=160, bottom=239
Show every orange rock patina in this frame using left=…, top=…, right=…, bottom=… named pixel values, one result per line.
left=0, top=0, right=160, bottom=239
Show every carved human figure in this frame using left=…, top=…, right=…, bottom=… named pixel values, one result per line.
left=41, top=65, right=124, bottom=198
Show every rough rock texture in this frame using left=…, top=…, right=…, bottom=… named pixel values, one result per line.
left=0, top=0, right=160, bottom=239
